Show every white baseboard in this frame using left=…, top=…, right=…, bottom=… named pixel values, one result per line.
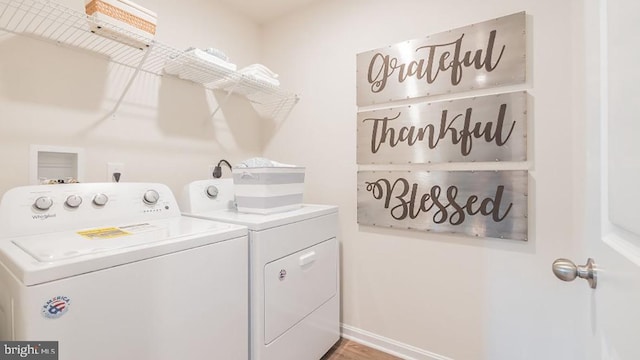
left=340, top=324, right=454, bottom=360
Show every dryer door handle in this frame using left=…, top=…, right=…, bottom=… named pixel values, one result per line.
left=299, top=251, right=317, bottom=266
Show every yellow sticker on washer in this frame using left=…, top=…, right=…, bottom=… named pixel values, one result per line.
left=77, top=227, right=131, bottom=240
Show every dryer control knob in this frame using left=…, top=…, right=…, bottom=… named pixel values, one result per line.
left=65, top=195, right=83, bottom=208
left=93, top=193, right=109, bottom=206
left=143, top=190, right=160, bottom=205
left=205, top=185, right=219, bottom=199
left=33, top=196, right=53, bottom=211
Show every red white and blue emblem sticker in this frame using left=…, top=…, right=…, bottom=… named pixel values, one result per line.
left=41, top=296, right=71, bottom=319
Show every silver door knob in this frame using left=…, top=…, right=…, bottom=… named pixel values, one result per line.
left=552, top=258, right=597, bottom=289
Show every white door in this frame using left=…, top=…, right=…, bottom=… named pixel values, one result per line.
left=562, top=0, right=640, bottom=359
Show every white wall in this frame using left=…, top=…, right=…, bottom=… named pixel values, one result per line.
left=0, top=0, right=262, bottom=194
left=261, top=1, right=589, bottom=359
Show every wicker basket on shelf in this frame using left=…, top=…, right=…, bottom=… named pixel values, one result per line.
left=84, top=0, right=157, bottom=49
left=85, top=0, right=156, bottom=35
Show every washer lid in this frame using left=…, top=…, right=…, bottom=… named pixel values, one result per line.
left=0, top=216, right=247, bottom=285
left=186, top=204, right=338, bottom=231
left=14, top=222, right=176, bottom=262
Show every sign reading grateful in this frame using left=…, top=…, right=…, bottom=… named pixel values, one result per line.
left=357, top=91, right=527, bottom=164
left=356, top=12, right=526, bottom=105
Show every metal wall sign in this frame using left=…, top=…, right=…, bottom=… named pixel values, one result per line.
left=358, top=170, right=528, bottom=240
left=356, top=12, right=526, bottom=106
left=357, top=91, right=527, bottom=164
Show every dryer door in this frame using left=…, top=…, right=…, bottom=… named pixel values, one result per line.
left=264, top=237, right=338, bottom=344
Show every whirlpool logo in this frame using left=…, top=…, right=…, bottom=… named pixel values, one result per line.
left=31, top=214, right=56, bottom=221
left=41, top=296, right=71, bottom=319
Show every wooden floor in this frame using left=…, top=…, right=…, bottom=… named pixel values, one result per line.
left=321, top=339, right=401, bottom=360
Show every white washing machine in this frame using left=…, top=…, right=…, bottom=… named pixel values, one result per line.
left=181, top=179, right=339, bottom=360
left=0, top=182, right=249, bottom=360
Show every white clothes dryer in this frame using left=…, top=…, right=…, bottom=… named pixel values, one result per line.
left=181, top=179, right=339, bottom=360
left=0, top=183, right=249, bottom=360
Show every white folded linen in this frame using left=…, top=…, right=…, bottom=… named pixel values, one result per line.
left=187, top=48, right=236, bottom=71
left=164, top=48, right=237, bottom=83
left=242, top=73, right=280, bottom=87
left=240, top=64, right=279, bottom=79
left=236, top=64, right=280, bottom=86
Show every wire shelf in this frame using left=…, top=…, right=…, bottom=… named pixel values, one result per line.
left=0, top=0, right=177, bottom=74
left=251, top=94, right=299, bottom=121
left=212, top=72, right=299, bottom=116
left=0, top=0, right=299, bottom=120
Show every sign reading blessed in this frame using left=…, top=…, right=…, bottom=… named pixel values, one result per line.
left=356, top=12, right=526, bottom=105
left=357, top=92, right=527, bottom=163
left=358, top=171, right=528, bottom=240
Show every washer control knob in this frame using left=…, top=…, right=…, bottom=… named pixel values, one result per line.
left=205, top=185, right=219, bottom=199
left=143, top=190, right=160, bottom=205
left=93, top=193, right=109, bottom=206
left=65, top=195, right=83, bottom=208
left=33, top=196, right=53, bottom=211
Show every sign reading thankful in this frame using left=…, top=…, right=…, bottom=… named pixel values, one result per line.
left=358, top=171, right=528, bottom=240
left=357, top=92, right=527, bottom=164
left=356, top=12, right=526, bottom=105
